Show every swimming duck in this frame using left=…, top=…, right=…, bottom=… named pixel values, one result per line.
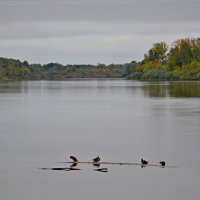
left=159, top=161, right=166, bottom=166
left=70, top=156, right=78, bottom=163
left=141, top=158, right=148, bottom=165
left=93, top=156, right=100, bottom=162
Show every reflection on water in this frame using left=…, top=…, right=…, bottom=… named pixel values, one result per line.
left=94, top=168, right=108, bottom=172
left=171, top=82, right=200, bottom=97
left=0, top=81, right=23, bottom=93
left=143, top=81, right=200, bottom=97
left=1, top=80, right=199, bottom=97
left=41, top=167, right=82, bottom=171
left=70, top=162, right=78, bottom=168
left=93, top=163, right=101, bottom=168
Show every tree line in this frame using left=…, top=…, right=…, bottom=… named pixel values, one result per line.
left=0, top=57, right=132, bottom=80
left=1, top=37, right=200, bottom=81
left=130, top=37, right=200, bottom=80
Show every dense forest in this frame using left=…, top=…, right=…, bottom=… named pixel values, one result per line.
left=1, top=37, right=200, bottom=81
left=0, top=58, right=133, bottom=80
left=130, top=37, right=200, bottom=80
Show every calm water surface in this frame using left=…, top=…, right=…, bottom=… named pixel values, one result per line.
left=0, top=80, right=200, bottom=200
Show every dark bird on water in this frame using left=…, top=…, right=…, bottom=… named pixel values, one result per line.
left=159, top=161, right=166, bottom=166
left=70, top=156, right=78, bottom=163
left=141, top=158, right=148, bottom=165
left=93, top=156, right=100, bottom=162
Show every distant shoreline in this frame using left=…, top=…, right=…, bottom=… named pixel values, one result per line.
left=0, top=56, right=133, bottom=81
left=1, top=37, right=200, bottom=81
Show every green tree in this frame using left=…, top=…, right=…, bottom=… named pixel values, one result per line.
left=144, top=42, right=168, bottom=64
left=168, top=38, right=200, bottom=67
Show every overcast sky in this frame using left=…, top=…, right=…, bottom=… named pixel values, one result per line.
left=0, top=0, right=200, bottom=65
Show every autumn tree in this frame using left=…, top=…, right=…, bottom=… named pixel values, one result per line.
left=144, top=42, right=168, bottom=64
left=168, top=38, right=200, bottom=67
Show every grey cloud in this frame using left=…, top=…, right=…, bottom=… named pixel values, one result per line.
left=0, top=0, right=200, bottom=64
left=1, top=24, right=198, bottom=65
left=1, top=20, right=199, bottom=40
left=0, top=33, right=144, bottom=64
left=0, top=0, right=200, bottom=23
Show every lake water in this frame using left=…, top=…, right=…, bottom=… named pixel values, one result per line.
left=0, top=80, right=200, bottom=200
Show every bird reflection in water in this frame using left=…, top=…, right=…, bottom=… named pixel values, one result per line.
left=93, top=163, right=101, bottom=168
left=70, top=162, right=78, bottom=168
left=141, top=164, right=147, bottom=169
left=94, top=168, right=108, bottom=173
left=41, top=167, right=81, bottom=171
